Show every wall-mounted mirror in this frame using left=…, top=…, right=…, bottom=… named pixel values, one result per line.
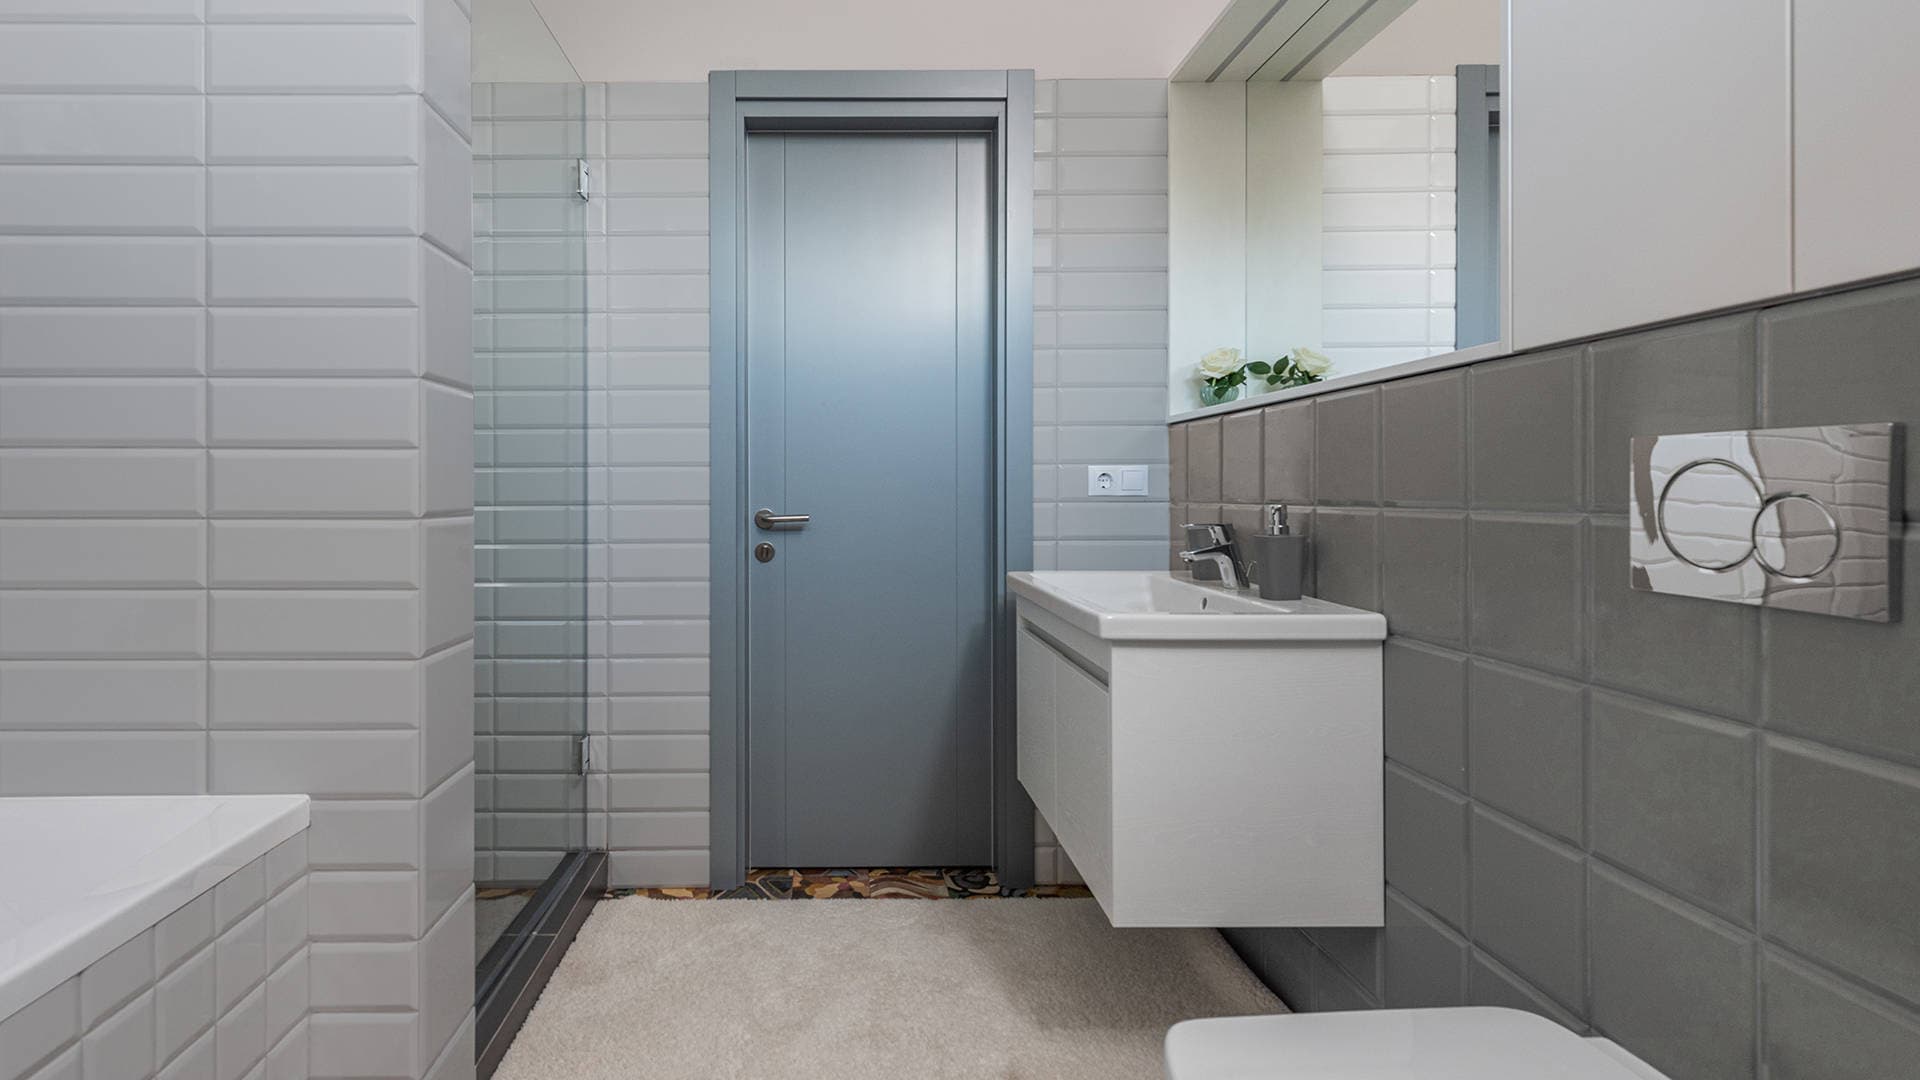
left=1168, top=0, right=1504, bottom=416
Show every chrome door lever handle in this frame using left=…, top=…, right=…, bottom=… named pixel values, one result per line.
left=754, top=508, right=811, bottom=530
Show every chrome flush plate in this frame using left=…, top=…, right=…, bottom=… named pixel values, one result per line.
left=1629, top=423, right=1904, bottom=622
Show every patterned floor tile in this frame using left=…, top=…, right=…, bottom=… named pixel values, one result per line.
left=614, top=867, right=1092, bottom=901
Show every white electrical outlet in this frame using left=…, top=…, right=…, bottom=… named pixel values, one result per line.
left=1087, top=465, right=1150, bottom=497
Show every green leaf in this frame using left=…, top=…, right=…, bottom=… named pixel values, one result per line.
left=1246, top=361, right=1271, bottom=375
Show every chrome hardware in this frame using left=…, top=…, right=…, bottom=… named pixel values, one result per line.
left=1179, top=522, right=1248, bottom=589
left=754, top=542, right=776, bottom=563
left=1629, top=423, right=1902, bottom=622
left=754, top=508, right=811, bottom=530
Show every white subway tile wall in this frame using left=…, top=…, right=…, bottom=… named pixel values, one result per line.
left=470, top=83, right=593, bottom=887
left=589, top=82, right=716, bottom=892
left=470, top=81, right=1170, bottom=888
left=1320, top=76, right=1458, bottom=369
left=1033, top=79, right=1173, bottom=578
left=1031, top=78, right=1171, bottom=884
left=0, top=6, right=476, bottom=1080
left=0, top=833, right=309, bottom=1080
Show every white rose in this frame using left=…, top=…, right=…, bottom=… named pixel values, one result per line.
left=1197, top=347, right=1243, bottom=378
left=1291, top=346, right=1332, bottom=376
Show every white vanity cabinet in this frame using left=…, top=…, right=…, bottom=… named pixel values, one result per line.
left=1011, top=571, right=1386, bottom=928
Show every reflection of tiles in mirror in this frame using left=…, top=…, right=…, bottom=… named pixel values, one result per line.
left=619, top=867, right=1093, bottom=901
left=1321, top=75, right=1462, bottom=372
left=1630, top=423, right=1899, bottom=621
left=1752, top=426, right=1893, bottom=617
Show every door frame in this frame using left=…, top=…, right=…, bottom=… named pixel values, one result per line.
left=707, top=70, right=1036, bottom=890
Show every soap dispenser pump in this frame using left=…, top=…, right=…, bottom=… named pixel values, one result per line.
left=1249, top=503, right=1305, bottom=601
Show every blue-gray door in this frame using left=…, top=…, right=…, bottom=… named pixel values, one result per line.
left=744, top=132, right=995, bottom=867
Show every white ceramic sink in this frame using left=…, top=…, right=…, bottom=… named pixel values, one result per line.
left=1007, top=571, right=1386, bottom=642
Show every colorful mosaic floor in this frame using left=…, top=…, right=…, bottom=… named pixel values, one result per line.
left=614, top=867, right=1093, bottom=900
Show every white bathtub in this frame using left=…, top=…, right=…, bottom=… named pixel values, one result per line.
left=0, top=794, right=309, bottom=1022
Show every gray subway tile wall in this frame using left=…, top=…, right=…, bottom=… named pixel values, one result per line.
left=1380, top=371, right=1466, bottom=506
left=1465, top=660, right=1583, bottom=844
left=1379, top=510, right=1467, bottom=645
left=1171, top=273, right=1920, bottom=1080
left=1381, top=640, right=1467, bottom=790
left=1587, top=865, right=1757, bottom=1080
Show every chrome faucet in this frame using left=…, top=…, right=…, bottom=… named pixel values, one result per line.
left=1179, top=522, right=1248, bottom=588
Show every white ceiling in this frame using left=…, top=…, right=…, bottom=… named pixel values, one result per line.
left=475, top=0, right=1237, bottom=83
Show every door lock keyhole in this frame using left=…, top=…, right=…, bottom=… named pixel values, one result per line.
left=754, top=542, right=776, bottom=563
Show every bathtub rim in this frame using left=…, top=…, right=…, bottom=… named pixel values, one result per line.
left=0, top=793, right=310, bottom=1022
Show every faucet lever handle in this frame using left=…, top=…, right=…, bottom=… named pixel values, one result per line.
left=1181, top=522, right=1231, bottom=548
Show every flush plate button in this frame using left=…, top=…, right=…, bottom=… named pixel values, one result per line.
left=1655, top=459, right=1764, bottom=571
left=1630, top=423, right=1903, bottom=622
left=1753, top=494, right=1841, bottom=579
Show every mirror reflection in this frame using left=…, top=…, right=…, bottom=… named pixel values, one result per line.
left=1170, top=0, right=1503, bottom=414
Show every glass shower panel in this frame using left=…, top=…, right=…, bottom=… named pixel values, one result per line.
left=472, top=81, right=590, bottom=962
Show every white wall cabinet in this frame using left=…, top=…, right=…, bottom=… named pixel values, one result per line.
left=1792, top=0, right=1920, bottom=290
left=1508, top=0, right=1793, bottom=350
left=1014, top=600, right=1383, bottom=928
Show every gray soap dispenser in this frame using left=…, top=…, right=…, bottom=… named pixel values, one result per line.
left=1249, top=503, right=1305, bottom=601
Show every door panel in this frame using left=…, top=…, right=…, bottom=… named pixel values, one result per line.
left=745, top=132, right=994, bottom=867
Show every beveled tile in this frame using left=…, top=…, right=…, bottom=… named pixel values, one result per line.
left=1384, top=765, right=1468, bottom=930
left=1220, top=409, right=1263, bottom=505
left=1470, top=810, right=1585, bottom=1010
left=1167, top=424, right=1188, bottom=504
left=1311, top=948, right=1378, bottom=1011
left=1763, top=533, right=1920, bottom=765
left=1309, top=508, right=1378, bottom=610
left=1468, top=514, right=1585, bottom=677
left=1383, top=639, right=1466, bottom=791
left=1589, top=866, right=1755, bottom=1080
left=1767, top=740, right=1920, bottom=1003
left=1313, top=388, right=1379, bottom=505
left=1587, top=314, right=1755, bottom=512
left=1306, top=927, right=1382, bottom=998
left=1590, top=691, right=1756, bottom=924
left=1760, top=278, right=1920, bottom=517
left=1384, top=891, right=1468, bottom=1008
left=1468, top=660, right=1583, bottom=844
left=1470, top=348, right=1584, bottom=510
left=1185, top=418, right=1222, bottom=503
left=1380, top=510, right=1466, bottom=645
left=1465, top=953, right=1583, bottom=1032
left=1764, top=952, right=1920, bottom=1080
left=1590, top=519, right=1757, bottom=720
left=1381, top=370, right=1465, bottom=506
left=1261, top=401, right=1314, bottom=504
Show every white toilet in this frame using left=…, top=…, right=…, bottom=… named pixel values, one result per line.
left=1166, top=1007, right=1673, bottom=1079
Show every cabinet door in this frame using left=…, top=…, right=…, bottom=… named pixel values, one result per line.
left=1053, top=658, right=1113, bottom=905
left=1510, top=0, right=1791, bottom=349
left=1793, top=0, right=1920, bottom=289
left=1014, top=625, right=1057, bottom=822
